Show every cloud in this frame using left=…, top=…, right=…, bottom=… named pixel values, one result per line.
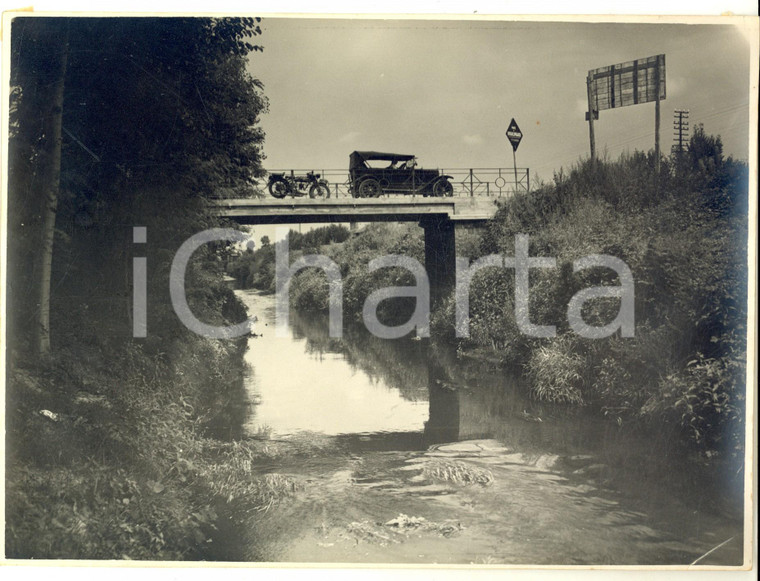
left=338, top=131, right=362, bottom=143
left=462, top=134, right=483, bottom=145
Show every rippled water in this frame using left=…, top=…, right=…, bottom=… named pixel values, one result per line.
left=236, top=290, right=744, bottom=565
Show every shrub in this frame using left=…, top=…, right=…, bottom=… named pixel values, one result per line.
left=527, top=335, right=586, bottom=404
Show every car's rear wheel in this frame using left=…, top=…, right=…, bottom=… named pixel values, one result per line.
left=358, top=179, right=382, bottom=198
left=433, top=178, right=454, bottom=197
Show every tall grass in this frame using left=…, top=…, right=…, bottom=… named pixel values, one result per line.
left=4, top=278, right=280, bottom=559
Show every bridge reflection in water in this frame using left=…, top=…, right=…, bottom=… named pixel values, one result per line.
left=284, top=308, right=465, bottom=451
left=280, top=305, right=609, bottom=458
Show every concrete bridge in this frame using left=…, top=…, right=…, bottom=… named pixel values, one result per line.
left=211, top=197, right=501, bottom=306
left=211, top=196, right=499, bottom=224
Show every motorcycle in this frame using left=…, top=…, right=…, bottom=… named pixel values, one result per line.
left=267, top=171, right=330, bottom=199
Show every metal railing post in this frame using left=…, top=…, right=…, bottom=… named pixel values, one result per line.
left=469, top=169, right=474, bottom=197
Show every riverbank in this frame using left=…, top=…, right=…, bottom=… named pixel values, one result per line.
left=5, top=281, right=321, bottom=560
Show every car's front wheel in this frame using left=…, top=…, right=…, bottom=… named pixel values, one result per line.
left=358, top=179, right=382, bottom=198
left=433, top=178, right=454, bottom=197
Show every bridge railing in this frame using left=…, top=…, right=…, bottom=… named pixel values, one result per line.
left=257, top=167, right=530, bottom=199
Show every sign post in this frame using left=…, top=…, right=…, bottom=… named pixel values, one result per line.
left=506, top=118, right=523, bottom=193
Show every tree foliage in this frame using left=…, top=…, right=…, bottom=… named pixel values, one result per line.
left=7, top=17, right=268, bottom=351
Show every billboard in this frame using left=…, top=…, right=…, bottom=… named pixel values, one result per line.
left=588, top=54, right=666, bottom=112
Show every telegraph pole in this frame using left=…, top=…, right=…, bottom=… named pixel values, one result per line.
left=672, top=109, right=690, bottom=156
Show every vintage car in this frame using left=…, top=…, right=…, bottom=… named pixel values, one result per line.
left=348, top=151, right=454, bottom=198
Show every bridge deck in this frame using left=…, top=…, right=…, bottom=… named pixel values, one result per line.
left=211, top=197, right=499, bottom=225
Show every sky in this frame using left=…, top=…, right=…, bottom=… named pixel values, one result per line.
left=247, top=18, right=752, bottom=185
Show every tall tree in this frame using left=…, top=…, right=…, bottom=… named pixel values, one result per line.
left=8, top=17, right=268, bottom=355
left=9, top=18, right=70, bottom=358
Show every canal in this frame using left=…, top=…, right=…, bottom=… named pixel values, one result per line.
left=231, top=289, right=743, bottom=565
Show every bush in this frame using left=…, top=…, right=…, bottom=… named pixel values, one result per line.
left=527, top=335, right=586, bottom=404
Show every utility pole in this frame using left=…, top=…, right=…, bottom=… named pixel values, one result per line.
left=672, top=109, right=690, bottom=156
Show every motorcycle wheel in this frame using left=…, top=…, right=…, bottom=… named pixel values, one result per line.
left=268, top=178, right=289, bottom=199
left=309, top=182, right=330, bottom=199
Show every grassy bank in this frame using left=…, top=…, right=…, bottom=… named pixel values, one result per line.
left=444, top=131, right=747, bottom=468
left=283, top=129, right=748, bottom=472
left=7, top=284, right=266, bottom=559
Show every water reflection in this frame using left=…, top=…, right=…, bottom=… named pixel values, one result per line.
left=292, top=307, right=463, bottom=446
left=291, top=307, right=429, bottom=402
left=424, top=359, right=460, bottom=444
left=241, top=294, right=429, bottom=438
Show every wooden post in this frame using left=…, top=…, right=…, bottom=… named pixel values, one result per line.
left=586, top=71, right=596, bottom=163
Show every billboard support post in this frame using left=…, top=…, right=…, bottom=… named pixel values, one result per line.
left=586, top=71, right=597, bottom=162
